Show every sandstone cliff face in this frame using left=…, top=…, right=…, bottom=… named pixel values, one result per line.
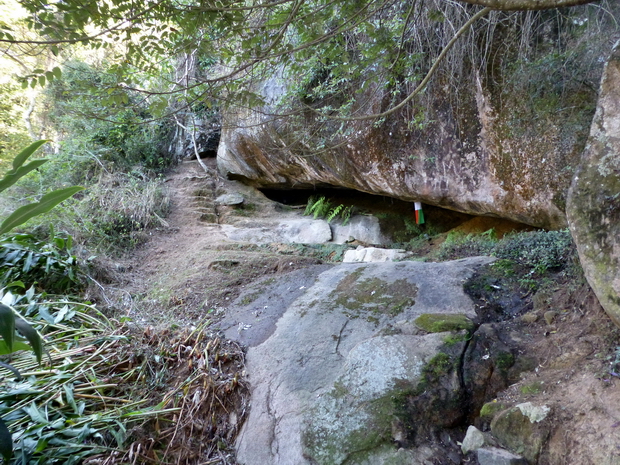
left=216, top=9, right=615, bottom=230
left=218, top=75, right=579, bottom=229
left=567, top=40, right=620, bottom=327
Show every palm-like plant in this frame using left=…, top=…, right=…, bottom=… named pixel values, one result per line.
left=0, top=140, right=83, bottom=463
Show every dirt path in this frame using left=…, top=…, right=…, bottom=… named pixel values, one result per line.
left=119, top=159, right=323, bottom=326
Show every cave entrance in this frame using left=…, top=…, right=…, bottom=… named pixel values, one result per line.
left=259, top=187, right=535, bottom=244
left=185, top=128, right=221, bottom=159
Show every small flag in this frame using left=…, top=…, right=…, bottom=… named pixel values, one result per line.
left=414, top=202, right=424, bottom=225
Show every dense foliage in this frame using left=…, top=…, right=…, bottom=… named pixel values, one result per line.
left=0, top=232, right=82, bottom=293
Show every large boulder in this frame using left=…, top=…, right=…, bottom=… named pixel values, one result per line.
left=217, top=71, right=572, bottom=228
left=215, top=6, right=620, bottom=230
left=220, top=218, right=332, bottom=244
left=223, top=257, right=495, bottom=464
left=567, top=40, right=620, bottom=326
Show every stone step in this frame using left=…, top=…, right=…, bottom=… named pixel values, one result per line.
left=189, top=201, right=215, bottom=210
left=198, top=212, right=219, bottom=223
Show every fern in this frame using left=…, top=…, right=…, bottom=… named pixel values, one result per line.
left=306, top=196, right=332, bottom=219
left=326, top=204, right=344, bottom=222
left=341, top=206, right=353, bottom=225
left=305, top=196, right=354, bottom=224
left=304, top=195, right=318, bottom=216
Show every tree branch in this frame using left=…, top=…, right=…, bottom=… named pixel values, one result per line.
left=455, top=0, right=598, bottom=11
left=326, top=6, right=492, bottom=121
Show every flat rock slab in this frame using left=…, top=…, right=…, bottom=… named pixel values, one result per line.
left=331, top=215, right=388, bottom=245
left=221, top=218, right=332, bottom=244
left=229, top=256, right=494, bottom=464
left=215, top=193, right=244, bottom=205
left=343, top=246, right=411, bottom=262
left=218, top=265, right=333, bottom=347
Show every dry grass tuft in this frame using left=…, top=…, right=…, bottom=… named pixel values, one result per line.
left=105, top=323, right=249, bottom=465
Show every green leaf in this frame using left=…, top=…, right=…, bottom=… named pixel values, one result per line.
left=53, top=236, right=65, bottom=249
left=0, top=304, right=15, bottom=353
left=14, top=318, right=43, bottom=364
left=0, top=339, right=32, bottom=355
left=10, top=140, right=47, bottom=172
left=54, top=305, right=69, bottom=324
left=0, top=417, right=12, bottom=463
left=37, top=307, right=54, bottom=324
left=23, top=251, right=35, bottom=272
left=63, top=384, right=78, bottom=414
left=25, top=285, right=34, bottom=301
left=24, top=401, right=48, bottom=424
left=5, top=282, right=25, bottom=289
left=0, top=159, right=48, bottom=195
left=0, top=186, right=84, bottom=235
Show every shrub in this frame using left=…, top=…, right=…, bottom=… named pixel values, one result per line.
left=76, top=172, right=170, bottom=252
left=0, top=232, right=83, bottom=294
left=494, top=230, right=574, bottom=274
left=437, top=228, right=576, bottom=278
left=44, top=61, right=174, bottom=173
left=437, top=230, right=497, bottom=260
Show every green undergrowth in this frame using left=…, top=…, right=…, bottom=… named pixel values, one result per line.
left=0, top=287, right=250, bottom=464
left=457, top=228, right=584, bottom=324
left=0, top=232, right=84, bottom=294
left=0, top=290, right=247, bottom=464
left=4, top=166, right=170, bottom=256
left=436, top=229, right=578, bottom=290
left=0, top=288, right=153, bottom=464
left=1, top=61, right=175, bottom=256
left=377, top=213, right=441, bottom=245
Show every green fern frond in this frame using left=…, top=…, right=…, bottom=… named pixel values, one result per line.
left=326, top=204, right=344, bottom=222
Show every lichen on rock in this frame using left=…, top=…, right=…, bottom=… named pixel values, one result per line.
left=567, top=39, right=620, bottom=327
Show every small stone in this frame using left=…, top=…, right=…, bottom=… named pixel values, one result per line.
left=461, top=425, right=485, bottom=454
left=543, top=310, right=557, bottom=325
left=477, top=447, right=528, bottom=465
left=521, top=312, right=538, bottom=324
left=517, top=402, right=551, bottom=423
left=215, top=193, right=244, bottom=206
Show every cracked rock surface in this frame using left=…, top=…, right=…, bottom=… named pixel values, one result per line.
left=222, top=257, right=494, bottom=464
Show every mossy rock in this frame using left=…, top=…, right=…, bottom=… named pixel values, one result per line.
left=490, top=403, right=551, bottom=464
left=414, top=313, right=475, bottom=333
left=479, top=400, right=505, bottom=423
